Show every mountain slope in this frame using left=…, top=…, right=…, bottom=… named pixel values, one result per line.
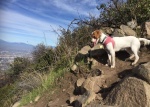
left=0, top=39, right=34, bottom=52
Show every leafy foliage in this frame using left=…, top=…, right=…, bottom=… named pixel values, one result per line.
left=32, top=44, right=54, bottom=73
left=75, top=0, right=150, bottom=28
left=10, top=57, right=31, bottom=75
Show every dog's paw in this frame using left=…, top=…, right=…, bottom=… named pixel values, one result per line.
left=131, top=63, right=137, bottom=67
left=125, top=58, right=130, bottom=62
left=105, top=64, right=108, bottom=66
left=110, top=65, right=115, bottom=68
left=131, top=62, right=135, bottom=66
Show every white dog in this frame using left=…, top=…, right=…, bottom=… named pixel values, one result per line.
left=91, top=30, right=150, bottom=68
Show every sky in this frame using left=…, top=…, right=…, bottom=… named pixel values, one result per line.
left=0, top=0, right=108, bottom=46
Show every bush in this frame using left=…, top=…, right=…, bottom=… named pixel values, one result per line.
left=10, top=57, right=31, bottom=75
left=32, top=44, right=54, bottom=73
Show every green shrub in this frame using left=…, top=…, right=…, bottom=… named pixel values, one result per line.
left=10, top=57, right=31, bottom=75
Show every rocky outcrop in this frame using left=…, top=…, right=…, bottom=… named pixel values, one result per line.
left=71, top=75, right=105, bottom=106
left=145, top=21, right=150, bottom=38
left=111, top=28, right=125, bottom=37
left=101, top=24, right=137, bottom=37
left=71, top=44, right=105, bottom=72
left=120, top=25, right=137, bottom=36
left=80, top=76, right=105, bottom=93
left=101, top=27, right=114, bottom=35
left=86, top=104, right=117, bottom=107
left=132, top=61, right=150, bottom=84
left=71, top=45, right=91, bottom=72
left=104, top=77, right=150, bottom=107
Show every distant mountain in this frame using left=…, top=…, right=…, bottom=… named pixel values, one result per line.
left=0, top=39, right=34, bottom=53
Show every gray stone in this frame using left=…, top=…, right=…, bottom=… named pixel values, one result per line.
left=132, top=61, right=150, bottom=84
left=105, top=77, right=150, bottom=107
left=145, top=21, right=150, bottom=38
left=120, top=25, right=137, bottom=36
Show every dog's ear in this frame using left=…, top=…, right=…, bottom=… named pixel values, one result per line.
left=95, top=30, right=101, bottom=39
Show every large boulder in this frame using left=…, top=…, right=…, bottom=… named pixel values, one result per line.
left=132, top=62, right=150, bottom=84
left=71, top=75, right=106, bottom=106
left=86, top=104, right=117, bottom=107
left=101, top=27, right=114, bottom=35
left=78, top=45, right=91, bottom=55
left=145, top=20, right=150, bottom=38
left=71, top=44, right=105, bottom=72
left=75, top=75, right=105, bottom=94
left=120, top=25, right=137, bottom=36
left=105, top=77, right=150, bottom=107
left=71, top=45, right=91, bottom=72
left=111, top=28, right=125, bottom=37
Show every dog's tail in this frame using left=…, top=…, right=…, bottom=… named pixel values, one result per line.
left=139, top=38, right=150, bottom=46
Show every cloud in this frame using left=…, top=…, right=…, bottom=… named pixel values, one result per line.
left=50, top=0, right=99, bottom=17
left=0, top=9, right=59, bottom=46
left=0, top=0, right=103, bottom=46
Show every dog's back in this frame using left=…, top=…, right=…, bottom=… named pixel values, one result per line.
left=113, top=36, right=140, bottom=51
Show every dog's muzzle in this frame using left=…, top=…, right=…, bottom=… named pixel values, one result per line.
left=91, top=38, right=97, bottom=45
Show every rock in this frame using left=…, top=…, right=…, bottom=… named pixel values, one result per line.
left=88, top=44, right=105, bottom=68
left=76, top=78, right=86, bottom=87
left=72, top=75, right=107, bottom=106
left=71, top=44, right=105, bottom=72
left=34, top=96, right=40, bottom=102
left=132, top=62, right=150, bottom=84
left=78, top=45, right=91, bottom=55
left=70, top=96, right=78, bottom=104
left=74, top=45, right=91, bottom=63
left=86, top=104, right=117, bottom=107
left=75, top=75, right=109, bottom=95
left=71, top=64, right=78, bottom=71
left=101, top=27, right=114, bottom=35
left=12, top=101, right=20, bottom=107
left=127, top=19, right=137, bottom=29
left=47, top=98, right=59, bottom=107
left=76, top=76, right=105, bottom=93
left=30, top=101, right=33, bottom=104
left=120, top=25, right=137, bottom=36
left=145, top=21, right=150, bottom=38
left=111, top=28, right=125, bottom=37
left=82, top=76, right=104, bottom=93
left=71, top=45, right=91, bottom=72
left=76, top=91, right=96, bottom=107
left=105, top=77, right=150, bottom=107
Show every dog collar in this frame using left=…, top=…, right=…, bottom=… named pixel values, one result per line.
left=99, top=36, right=107, bottom=44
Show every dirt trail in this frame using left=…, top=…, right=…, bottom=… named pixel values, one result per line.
left=25, top=47, right=150, bottom=107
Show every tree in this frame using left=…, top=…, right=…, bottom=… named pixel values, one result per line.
left=32, top=44, right=54, bottom=72
left=11, top=57, right=30, bottom=75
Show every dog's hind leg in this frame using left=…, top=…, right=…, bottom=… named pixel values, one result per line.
left=131, top=47, right=139, bottom=65
left=125, top=48, right=135, bottom=61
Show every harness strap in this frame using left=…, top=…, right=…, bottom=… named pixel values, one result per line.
left=101, top=36, right=115, bottom=48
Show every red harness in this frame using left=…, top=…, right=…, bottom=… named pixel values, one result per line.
left=103, top=36, right=115, bottom=48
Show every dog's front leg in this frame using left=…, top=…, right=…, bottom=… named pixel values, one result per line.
left=106, top=44, right=115, bottom=68
left=110, top=50, right=115, bottom=68
left=105, top=52, right=111, bottom=67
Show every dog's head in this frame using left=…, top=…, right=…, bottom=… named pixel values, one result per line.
left=91, top=30, right=102, bottom=45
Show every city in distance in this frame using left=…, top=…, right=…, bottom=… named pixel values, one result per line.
left=0, top=39, right=34, bottom=72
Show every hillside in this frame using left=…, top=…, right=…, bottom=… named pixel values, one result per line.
left=22, top=46, right=150, bottom=107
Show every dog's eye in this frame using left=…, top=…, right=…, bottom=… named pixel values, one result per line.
left=92, top=36, right=96, bottom=39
